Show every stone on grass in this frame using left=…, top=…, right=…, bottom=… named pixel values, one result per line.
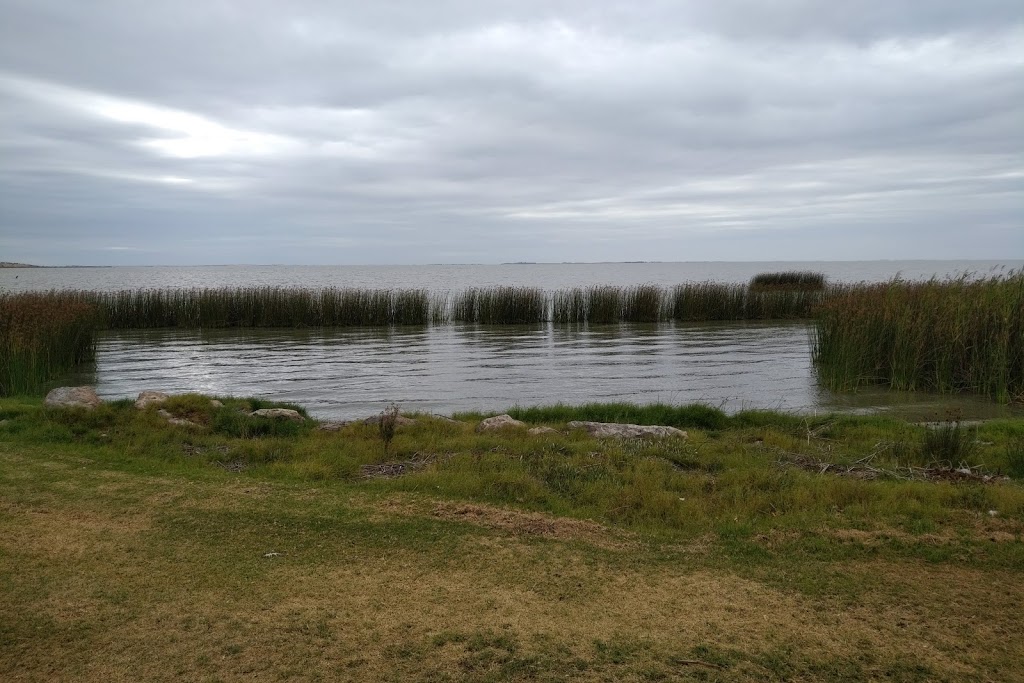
left=250, top=408, right=305, bottom=422
left=156, top=409, right=199, bottom=428
left=317, top=421, right=352, bottom=432
left=209, top=399, right=224, bottom=409
left=134, top=390, right=169, bottom=409
left=567, top=421, right=687, bottom=439
left=528, top=426, right=560, bottom=436
left=476, top=415, right=526, bottom=432
left=44, top=386, right=102, bottom=410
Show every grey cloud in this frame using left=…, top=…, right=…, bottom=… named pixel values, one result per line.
left=0, top=0, right=1021, bottom=265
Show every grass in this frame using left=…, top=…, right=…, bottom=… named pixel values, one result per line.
left=813, top=273, right=1024, bottom=402
left=0, top=292, right=98, bottom=396
left=1, top=396, right=1023, bottom=680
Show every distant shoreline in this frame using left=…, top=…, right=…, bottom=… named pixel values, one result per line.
left=0, top=263, right=111, bottom=269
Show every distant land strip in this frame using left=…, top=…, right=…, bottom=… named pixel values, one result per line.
left=0, top=262, right=40, bottom=268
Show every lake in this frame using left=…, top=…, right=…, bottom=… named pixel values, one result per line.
left=14, top=261, right=1021, bottom=420
left=2, top=260, right=1020, bottom=293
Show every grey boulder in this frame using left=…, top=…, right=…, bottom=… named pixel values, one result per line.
left=250, top=408, right=305, bottom=422
left=135, top=390, right=169, bottom=409
left=567, top=421, right=687, bottom=439
left=476, top=415, right=526, bottom=432
left=44, top=386, right=102, bottom=410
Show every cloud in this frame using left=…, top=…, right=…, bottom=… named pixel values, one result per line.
left=0, top=0, right=1021, bottom=264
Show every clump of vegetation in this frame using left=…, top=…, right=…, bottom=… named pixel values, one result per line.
left=813, top=273, right=1024, bottom=402
left=0, top=293, right=97, bottom=396
left=918, top=421, right=978, bottom=467
left=1003, top=438, right=1024, bottom=479
left=83, top=287, right=433, bottom=328
left=378, top=403, right=399, bottom=456
left=750, top=271, right=827, bottom=291
left=451, top=287, right=546, bottom=324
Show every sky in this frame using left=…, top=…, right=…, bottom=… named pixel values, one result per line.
left=0, top=1, right=1021, bottom=266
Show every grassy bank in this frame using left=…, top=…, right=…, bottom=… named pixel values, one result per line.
left=1, top=396, right=1023, bottom=680
left=814, top=273, right=1024, bottom=402
left=0, top=293, right=97, bottom=396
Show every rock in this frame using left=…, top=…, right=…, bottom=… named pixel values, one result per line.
left=156, top=409, right=199, bottom=428
left=209, top=399, right=224, bottom=409
left=317, top=421, right=352, bottom=432
left=44, top=386, right=102, bottom=410
left=362, top=414, right=417, bottom=427
left=134, top=390, right=169, bottom=409
left=431, top=414, right=463, bottom=424
left=250, top=408, right=305, bottom=422
left=476, top=415, right=526, bottom=432
left=528, top=426, right=559, bottom=436
left=567, top=421, right=687, bottom=439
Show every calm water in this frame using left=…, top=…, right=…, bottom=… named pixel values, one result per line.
left=55, top=322, right=1018, bottom=421
left=18, top=261, right=1022, bottom=419
left=3, top=260, right=1021, bottom=293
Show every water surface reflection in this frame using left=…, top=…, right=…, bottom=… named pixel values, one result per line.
left=77, top=323, right=1018, bottom=421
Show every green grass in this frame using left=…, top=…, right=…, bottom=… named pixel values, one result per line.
left=813, top=273, right=1024, bottom=402
left=2, top=396, right=1023, bottom=680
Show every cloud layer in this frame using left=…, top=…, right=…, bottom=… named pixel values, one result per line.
left=1, top=0, right=1021, bottom=264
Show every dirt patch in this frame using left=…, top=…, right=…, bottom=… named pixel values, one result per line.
left=432, top=501, right=617, bottom=542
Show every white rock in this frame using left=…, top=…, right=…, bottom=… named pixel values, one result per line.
left=250, top=408, right=305, bottom=422
left=44, top=386, right=102, bottom=410
left=476, top=415, right=526, bottom=432
left=134, top=390, right=169, bottom=409
left=209, top=399, right=224, bottom=409
left=528, top=426, right=559, bottom=436
left=567, top=421, right=687, bottom=439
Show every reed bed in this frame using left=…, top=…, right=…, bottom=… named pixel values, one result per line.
left=813, top=273, right=1024, bottom=402
left=669, top=282, right=822, bottom=321
left=0, top=292, right=97, bottom=396
left=88, top=287, right=432, bottom=328
left=450, top=287, right=546, bottom=324
left=750, top=271, right=826, bottom=291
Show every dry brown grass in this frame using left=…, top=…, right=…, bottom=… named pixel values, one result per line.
left=3, top=449, right=1024, bottom=681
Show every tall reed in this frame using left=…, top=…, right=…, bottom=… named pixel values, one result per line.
left=451, top=287, right=546, bottom=324
left=0, top=292, right=97, bottom=396
left=813, top=273, right=1024, bottom=402
left=89, top=287, right=432, bottom=328
left=750, top=271, right=826, bottom=291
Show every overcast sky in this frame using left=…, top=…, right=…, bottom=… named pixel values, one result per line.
left=0, top=1, right=1021, bottom=265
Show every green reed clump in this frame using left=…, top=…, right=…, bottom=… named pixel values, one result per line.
left=551, top=288, right=587, bottom=324
left=89, top=287, right=432, bottom=328
left=451, top=287, right=546, bottom=324
left=0, top=293, right=98, bottom=396
left=750, top=271, right=826, bottom=291
left=622, top=285, right=664, bottom=322
left=586, top=286, right=624, bottom=323
left=813, top=273, right=1024, bottom=402
left=669, top=282, right=746, bottom=320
